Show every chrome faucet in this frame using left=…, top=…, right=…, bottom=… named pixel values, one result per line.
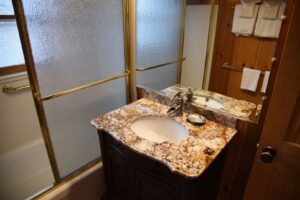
left=167, top=91, right=184, bottom=117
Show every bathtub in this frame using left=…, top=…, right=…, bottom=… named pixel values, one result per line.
left=0, top=139, right=54, bottom=200
left=0, top=72, right=105, bottom=200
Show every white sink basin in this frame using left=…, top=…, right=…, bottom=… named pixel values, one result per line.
left=130, top=117, right=188, bottom=143
left=194, top=95, right=224, bottom=110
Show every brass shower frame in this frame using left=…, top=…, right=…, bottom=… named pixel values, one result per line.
left=12, top=0, right=187, bottom=196
left=136, top=58, right=186, bottom=72
left=12, top=0, right=132, bottom=185
left=202, top=0, right=217, bottom=89
left=177, top=0, right=187, bottom=83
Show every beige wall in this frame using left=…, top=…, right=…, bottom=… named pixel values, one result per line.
left=181, top=5, right=211, bottom=89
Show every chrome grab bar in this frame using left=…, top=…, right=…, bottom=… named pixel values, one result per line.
left=2, top=84, right=31, bottom=94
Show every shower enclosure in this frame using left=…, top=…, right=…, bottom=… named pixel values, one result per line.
left=0, top=0, right=186, bottom=199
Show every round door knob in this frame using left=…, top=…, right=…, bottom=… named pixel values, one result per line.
left=260, top=146, right=277, bottom=164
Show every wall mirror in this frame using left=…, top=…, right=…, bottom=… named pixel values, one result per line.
left=136, top=0, right=287, bottom=121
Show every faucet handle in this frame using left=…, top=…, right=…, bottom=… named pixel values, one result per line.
left=186, top=87, right=193, bottom=103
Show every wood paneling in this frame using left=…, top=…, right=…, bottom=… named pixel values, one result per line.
left=209, top=0, right=279, bottom=104
left=0, top=64, right=26, bottom=77
left=136, top=86, right=145, bottom=100
left=211, top=0, right=294, bottom=199
left=227, top=37, right=277, bottom=104
left=217, top=121, right=260, bottom=200
left=209, top=0, right=236, bottom=94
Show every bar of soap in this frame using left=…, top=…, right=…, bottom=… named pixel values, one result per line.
left=187, top=114, right=207, bottom=125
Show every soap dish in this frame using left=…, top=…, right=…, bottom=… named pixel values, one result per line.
left=187, top=114, right=207, bottom=125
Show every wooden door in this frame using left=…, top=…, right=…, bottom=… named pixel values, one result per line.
left=244, top=1, right=300, bottom=199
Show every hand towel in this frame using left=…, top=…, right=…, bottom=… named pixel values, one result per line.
left=232, top=4, right=259, bottom=36
left=240, top=67, right=261, bottom=92
left=263, top=1, right=281, bottom=19
left=240, top=4, right=256, bottom=18
left=261, top=71, right=270, bottom=93
left=254, top=1, right=286, bottom=38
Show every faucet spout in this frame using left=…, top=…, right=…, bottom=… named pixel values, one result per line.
left=167, top=105, right=183, bottom=117
left=168, top=91, right=184, bottom=117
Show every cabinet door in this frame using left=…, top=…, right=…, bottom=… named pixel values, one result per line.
left=136, top=171, right=177, bottom=200
left=104, top=144, right=136, bottom=200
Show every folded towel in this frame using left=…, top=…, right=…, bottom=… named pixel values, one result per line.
left=254, top=1, right=286, bottom=38
left=265, top=0, right=281, bottom=6
left=241, top=0, right=262, bottom=5
left=263, top=1, right=281, bottom=19
left=240, top=4, right=256, bottom=18
left=261, top=71, right=270, bottom=93
left=232, top=4, right=259, bottom=36
left=240, top=67, right=261, bottom=92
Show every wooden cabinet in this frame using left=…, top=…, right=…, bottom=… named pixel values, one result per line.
left=98, top=130, right=227, bottom=200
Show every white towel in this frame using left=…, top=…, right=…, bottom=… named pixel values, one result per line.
left=263, top=1, right=281, bottom=19
left=232, top=4, right=259, bottom=36
left=240, top=67, right=261, bottom=92
left=240, top=4, right=256, bottom=18
left=265, top=0, right=281, bottom=6
left=254, top=1, right=286, bottom=38
left=261, top=71, right=270, bottom=93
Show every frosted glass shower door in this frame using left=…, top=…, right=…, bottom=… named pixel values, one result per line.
left=21, top=0, right=127, bottom=178
left=136, top=0, right=183, bottom=90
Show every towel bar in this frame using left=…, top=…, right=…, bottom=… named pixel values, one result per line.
left=2, top=84, right=31, bottom=94
left=222, top=63, right=268, bottom=75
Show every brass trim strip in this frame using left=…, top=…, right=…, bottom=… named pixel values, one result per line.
left=39, top=73, right=129, bottom=101
left=122, top=0, right=131, bottom=103
left=0, top=15, right=16, bottom=19
left=177, top=0, right=187, bottom=83
left=33, top=159, right=101, bottom=200
left=202, top=0, right=217, bottom=89
left=12, top=0, right=61, bottom=183
left=2, top=84, right=30, bottom=94
left=136, top=58, right=186, bottom=72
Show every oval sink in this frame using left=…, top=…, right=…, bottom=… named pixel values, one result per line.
left=130, top=117, right=188, bottom=143
left=194, top=95, right=224, bottom=110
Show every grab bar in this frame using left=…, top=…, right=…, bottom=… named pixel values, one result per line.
left=136, top=58, right=185, bottom=72
left=2, top=84, right=31, bottom=94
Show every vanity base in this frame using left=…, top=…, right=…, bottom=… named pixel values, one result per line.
left=98, top=131, right=227, bottom=200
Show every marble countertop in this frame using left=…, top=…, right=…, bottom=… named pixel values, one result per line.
left=160, top=85, right=258, bottom=122
left=91, top=98, right=237, bottom=179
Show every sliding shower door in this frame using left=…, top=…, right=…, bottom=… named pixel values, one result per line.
left=136, top=0, right=184, bottom=90
left=17, top=0, right=128, bottom=179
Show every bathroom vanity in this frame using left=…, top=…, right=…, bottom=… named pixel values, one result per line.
left=140, top=85, right=261, bottom=199
left=92, top=98, right=237, bottom=200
